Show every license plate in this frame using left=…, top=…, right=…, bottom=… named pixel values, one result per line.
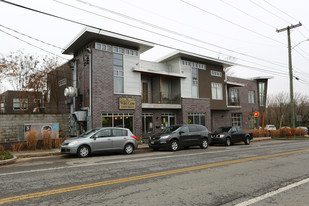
left=151, top=141, right=154, bottom=144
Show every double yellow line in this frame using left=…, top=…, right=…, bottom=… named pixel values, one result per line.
left=1, top=149, right=309, bottom=204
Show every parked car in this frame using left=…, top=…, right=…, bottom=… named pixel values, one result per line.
left=210, top=126, right=253, bottom=146
left=265, top=125, right=277, bottom=130
left=61, top=127, right=138, bottom=157
left=148, top=124, right=210, bottom=151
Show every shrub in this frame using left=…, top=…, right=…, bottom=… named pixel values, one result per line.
left=42, top=130, right=53, bottom=149
left=26, top=130, right=38, bottom=150
left=294, top=128, right=306, bottom=136
left=0, top=144, right=4, bottom=152
left=11, top=142, right=24, bottom=152
left=280, top=128, right=291, bottom=137
left=269, top=130, right=280, bottom=137
left=0, top=151, right=13, bottom=160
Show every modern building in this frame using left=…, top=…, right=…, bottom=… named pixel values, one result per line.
left=61, top=28, right=271, bottom=140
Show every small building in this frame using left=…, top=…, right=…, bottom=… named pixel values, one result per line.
left=60, top=28, right=270, bottom=139
left=0, top=90, right=43, bottom=114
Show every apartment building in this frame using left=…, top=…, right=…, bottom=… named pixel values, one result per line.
left=61, top=28, right=270, bottom=139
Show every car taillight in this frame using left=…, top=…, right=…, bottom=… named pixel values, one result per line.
left=131, top=136, right=137, bottom=140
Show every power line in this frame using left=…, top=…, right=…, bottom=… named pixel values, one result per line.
left=66, top=0, right=290, bottom=71
left=179, top=0, right=286, bottom=45
left=2, top=0, right=305, bottom=84
left=0, top=28, right=70, bottom=61
left=0, top=24, right=63, bottom=50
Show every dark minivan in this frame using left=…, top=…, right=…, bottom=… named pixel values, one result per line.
left=148, top=124, right=210, bottom=151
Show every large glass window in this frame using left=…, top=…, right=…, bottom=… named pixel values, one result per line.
left=248, top=91, right=255, bottom=104
left=211, top=82, right=223, bottom=100
left=142, top=113, right=153, bottom=135
left=113, top=53, right=124, bottom=93
left=188, top=113, right=206, bottom=126
left=161, top=113, right=176, bottom=130
left=13, top=98, right=28, bottom=111
left=232, top=113, right=242, bottom=127
left=230, top=88, right=239, bottom=104
left=259, top=82, right=266, bottom=106
left=102, top=113, right=134, bottom=133
left=192, top=67, right=198, bottom=98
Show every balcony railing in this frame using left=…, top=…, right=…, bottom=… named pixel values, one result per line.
left=142, top=92, right=180, bottom=104
left=228, top=97, right=240, bottom=107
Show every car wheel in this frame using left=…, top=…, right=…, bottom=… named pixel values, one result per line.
left=77, top=145, right=90, bottom=158
left=169, top=140, right=179, bottom=151
left=124, top=144, right=134, bottom=154
left=200, top=138, right=208, bottom=149
left=226, top=138, right=231, bottom=146
left=244, top=136, right=251, bottom=145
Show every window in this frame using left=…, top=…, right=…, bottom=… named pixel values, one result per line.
left=102, top=113, right=134, bottom=133
left=188, top=113, right=206, bottom=126
left=142, top=113, right=153, bottom=134
left=248, top=91, right=255, bottom=104
left=95, top=129, right=111, bottom=138
left=259, top=82, right=266, bottom=106
left=0, top=102, right=4, bottom=113
left=211, top=70, right=222, bottom=77
left=192, top=67, right=198, bottom=98
left=232, top=113, right=242, bottom=127
left=180, top=126, right=190, bottom=133
left=112, top=129, right=127, bottom=136
left=13, top=98, right=28, bottom=111
left=211, top=82, right=223, bottom=100
left=113, top=53, right=124, bottom=93
left=230, top=88, right=239, bottom=104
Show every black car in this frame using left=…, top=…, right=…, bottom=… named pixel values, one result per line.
left=149, top=124, right=210, bottom=151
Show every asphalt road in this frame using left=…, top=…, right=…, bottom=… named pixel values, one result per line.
left=1, top=140, right=309, bottom=206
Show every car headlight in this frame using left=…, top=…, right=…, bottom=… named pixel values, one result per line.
left=160, top=135, right=170, bottom=140
left=218, top=134, right=225, bottom=138
left=68, top=141, right=79, bottom=146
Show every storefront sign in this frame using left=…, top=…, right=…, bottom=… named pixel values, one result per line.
left=119, top=98, right=136, bottom=109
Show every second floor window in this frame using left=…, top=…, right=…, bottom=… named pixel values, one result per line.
left=230, top=88, right=239, bottom=103
left=13, top=98, right=28, bottom=111
left=114, top=53, right=124, bottom=93
left=259, top=82, right=266, bottom=107
left=192, top=67, right=198, bottom=98
left=248, top=91, right=255, bottom=104
left=211, top=82, right=223, bottom=100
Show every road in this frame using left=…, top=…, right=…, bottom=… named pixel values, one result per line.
left=1, top=140, right=309, bottom=205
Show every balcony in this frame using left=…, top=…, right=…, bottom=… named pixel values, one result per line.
left=142, top=76, right=181, bottom=109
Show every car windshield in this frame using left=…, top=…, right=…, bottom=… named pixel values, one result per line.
left=161, top=125, right=182, bottom=134
left=79, top=129, right=100, bottom=137
left=215, top=127, right=231, bottom=133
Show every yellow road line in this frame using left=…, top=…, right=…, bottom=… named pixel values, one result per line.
left=1, top=149, right=309, bottom=204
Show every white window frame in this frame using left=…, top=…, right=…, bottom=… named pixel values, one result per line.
left=211, top=82, right=223, bottom=100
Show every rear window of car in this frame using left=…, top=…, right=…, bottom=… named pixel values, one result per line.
left=112, top=129, right=127, bottom=136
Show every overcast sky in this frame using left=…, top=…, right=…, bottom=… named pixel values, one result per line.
left=1, top=0, right=309, bottom=96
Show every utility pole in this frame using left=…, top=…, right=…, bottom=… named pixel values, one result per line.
left=276, top=22, right=302, bottom=129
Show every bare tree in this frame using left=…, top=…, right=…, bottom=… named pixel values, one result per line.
left=265, top=92, right=309, bottom=127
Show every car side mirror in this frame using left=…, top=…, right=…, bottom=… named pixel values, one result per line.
left=91, top=135, right=97, bottom=140
left=179, top=131, right=184, bottom=135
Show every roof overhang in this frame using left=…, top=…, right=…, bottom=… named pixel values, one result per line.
left=225, top=81, right=246, bottom=87
left=63, top=28, right=154, bottom=55
left=157, top=51, right=234, bottom=67
left=252, top=76, right=274, bottom=80
left=133, top=68, right=186, bottom=78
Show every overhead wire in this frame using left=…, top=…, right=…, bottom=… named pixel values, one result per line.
left=1, top=0, right=309, bottom=85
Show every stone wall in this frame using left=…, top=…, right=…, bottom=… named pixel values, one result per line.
left=0, top=113, right=70, bottom=142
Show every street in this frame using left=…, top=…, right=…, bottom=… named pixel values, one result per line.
left=1, top=140, right=309, bottom=205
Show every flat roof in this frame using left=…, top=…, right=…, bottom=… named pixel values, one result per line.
left=157, top=51, right=234, bottom=67
left=62, top=28, right=154, bottom=55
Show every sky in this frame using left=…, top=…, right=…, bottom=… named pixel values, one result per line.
left=1, top=0, right=309, bottom=96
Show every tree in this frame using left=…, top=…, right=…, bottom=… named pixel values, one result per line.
left=0, top=51, right=60, bottom=109
left=0, top=50, right=59, bottom=90
left=265, top=92, right=309, bottom=127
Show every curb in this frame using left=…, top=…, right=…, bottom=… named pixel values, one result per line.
left=0, top=156, right=17, bottom=166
